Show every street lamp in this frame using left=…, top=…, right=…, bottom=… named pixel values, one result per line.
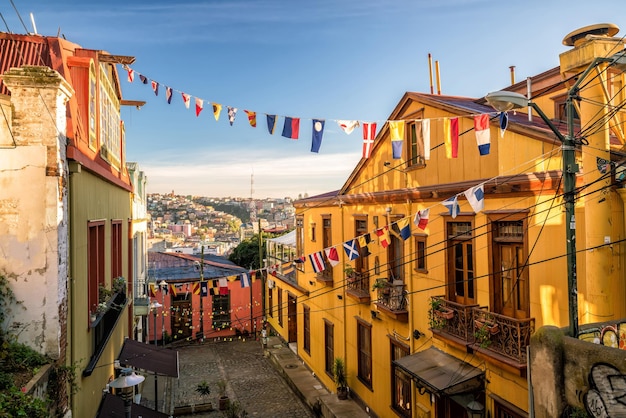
left=109, top=368, right=145, bottom=418
left=486, top=50, right=626, bottom=338
left=159, top=280, right=167, bottom=346
left=150, top=300, right=162, bottom=411
left=466, top=400, right=485, bottom=418
left=486, top=90, right=578, bottom=338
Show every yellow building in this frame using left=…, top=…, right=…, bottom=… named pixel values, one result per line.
left=270, top=24, right=626, bottom=418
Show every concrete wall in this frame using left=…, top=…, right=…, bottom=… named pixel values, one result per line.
left=530, top=325, right=626, bottom=417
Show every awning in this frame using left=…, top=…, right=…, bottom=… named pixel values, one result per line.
left=97, top=393, right=169, bottom=418
left=118, top=339, right=179, bottom=378
left=267, top=230, right=296, bottom=246
left=393, top=347, right=484, bottom=396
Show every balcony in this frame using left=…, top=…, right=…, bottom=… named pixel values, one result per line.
left=316, top=265, right=333, bottom=285
left=346, top=271, right=370, bottom=303
left=429, top=296, right=535, bottom=370
left=374, top=280, right=408, bottom=322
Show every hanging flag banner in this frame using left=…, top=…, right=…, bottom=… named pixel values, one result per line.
left=362, top=122, right=376, bottom=159
left=474, top=114, right=490, bottom=155
left=414, top=208, right=429, bottom=230
left=421, top=119, right=431, bottom=160
left=464, top=184, right=485, bottom=213
left=375, top=226, right=390, bottom=248
left=343, top=239, right=360, bottom=260
left=444, top=117, right=459, bottom=158
left=443, top=196, right=460, bottom=218
left=309, top=251, right=326, bottom=273
left=165, top=86, right=173, bottom=104
left=324, top=247, right=341, bottom=267
left=240, top=272, right=250, bottom=288
left=311, top=119, right=325, bottom=153
left=266, top=114, right=277, bottom=134
left=282, top=117, right=300, bottom=139
left=139, top=74, right=148, bottom=84
left=389, top=121, right=405, bottom=159
left=181, top=93, right=190, bottom=109
left=195, top=98, right=204, bottom=117
left=244, top=110, right=257, bottom=127
left=228, top=107, right=237, bottom=125
left=499, top=112, right=508, bottom=138
left=337, top=120, right=359, bottom=135
left=212, top=103, right=222, bottom=121
left=127, top=68, right=134, bottom=83
left=151, top=80, right=159, bottom=96
left=397, top=217, right=411, bottom=240
left=200, top=281, right=208, bottom=297
left=192, top=282, right=200, bottom=295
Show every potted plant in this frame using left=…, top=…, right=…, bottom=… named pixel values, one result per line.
left=217, top=379, right=229, bottom=410
left=344, top=264, right=356, bottom=283
left=333, top=357, right=348, bottom=400
left=372, top=278, right=388, bottom=291
left=428, top=297, right=453, bottom=329
left=474, top=323, right=492, bottom=348
left=112, top=276, right=126, bottom=294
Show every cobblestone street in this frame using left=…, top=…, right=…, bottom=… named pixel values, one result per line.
left=143, top=339, right=315, bottom=417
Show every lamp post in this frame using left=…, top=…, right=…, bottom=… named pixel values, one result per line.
left=150, top=300, right=162, bottom=411
left=109, top=368, right=145, bottom=418
left=486, top=50, right=626, bottom=337
left=159, top=280, right=167, bottom=346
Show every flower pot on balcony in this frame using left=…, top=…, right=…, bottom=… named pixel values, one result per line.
left=434, top=307, right=455, bottom=320
left=474, top=319, right=499, bottom=335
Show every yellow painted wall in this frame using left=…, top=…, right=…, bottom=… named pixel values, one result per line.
left=68, top=168, right=131, bottom=418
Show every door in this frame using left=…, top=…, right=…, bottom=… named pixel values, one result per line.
left=172, top=294, right=192, bottom=342
left=287, top=293, right=297, bottom=342
left=446, top=220, right=476, bottom=305
left=495, top=243, right=528, bottom=319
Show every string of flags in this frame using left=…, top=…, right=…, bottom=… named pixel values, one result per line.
left=124, top=66, right=509, bottom=157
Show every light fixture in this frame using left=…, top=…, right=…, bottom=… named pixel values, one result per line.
left=337, top=295, right=343, bottom=300
left=109, top=368, right=145, bottom=418
left=466, top=400, right=485, bottom=418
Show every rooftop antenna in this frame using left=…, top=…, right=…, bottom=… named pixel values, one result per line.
left=29, top=12, right=37, bottom=34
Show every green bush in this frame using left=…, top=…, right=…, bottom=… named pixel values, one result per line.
left=0, top=386, right=49, bottom=418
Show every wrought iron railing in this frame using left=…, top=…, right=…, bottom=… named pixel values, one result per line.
left=346, top=271, right=370, bottom=295
left=471, top=308, right=535, bottom=365
left=429, top=296, right=478, bottom=343
left=376, top=280, right=407, bottom=312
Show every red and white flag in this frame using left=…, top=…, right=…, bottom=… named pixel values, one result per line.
left=182, top=93, right=191, bottom=109
left=413, top=208, right=429, bottom=230
left=127, top=68, right=134, bottom=83
left=151, top=80, right=159, bottom=96
left=362, top=122, right=377, bottom=159
left=195, top=98, right=204, bottom=117
left=324, top=247, right=341, bottom=267
left=309, top=251, right=326, bottom=273
left=474, top=114, right=490, bottom=155
left=337, top=120, right=359, bottom=135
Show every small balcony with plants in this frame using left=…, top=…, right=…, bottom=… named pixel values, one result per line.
left=373, top=279, right=408, bottom=322
left=345, top=265, right=370, bottom=303
left=428, top=296, right=479, bottom=345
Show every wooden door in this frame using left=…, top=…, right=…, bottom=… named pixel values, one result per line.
left=287, top=293, right=297, bottom=342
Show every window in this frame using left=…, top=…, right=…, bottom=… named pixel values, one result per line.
left=406, top=120, right=427, bottom=168
left=553, top=93, right=579, bottom=123
left=489, top=213, right=529, bottom=319
left=111, top=220, right=122, bottom=279
left=303, top=305, right=311, bottom=354
left=296, top=217, right=304, bottom=271
left=446, top=219, right=476, bottom=305
left=324, top=320, right=334, bottom=376
left=414, top=234, right=427, bottom=272
left=310, top=222, right=316, bottom=242
left=88, top=221, right=105, bottom=311
left=388, top=219, right=404, bottom=281
left=354, top=216, right=369, bottom=275
left=268, top=287, right=273, bottom=318
left=277, top=288, right=283, bottom=327
left=391, top=340, right=411, bottom=417
left=320, top=216, right=333, bottom=280
left=212, top=294, right=230, bottom=330
left=88, top=61, right=97, bottom=150
left=98, top=63, right=121, bottom=169
left=357, top=319, right=372, bottom=388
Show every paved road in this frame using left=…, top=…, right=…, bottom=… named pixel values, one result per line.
left=172, top=339, right=315, bottom=417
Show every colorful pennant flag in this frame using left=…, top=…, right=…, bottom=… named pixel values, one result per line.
left=362, top=122, right=376, bottom=159
left=151, top=80, right=159, bottom=96
left=127, top=68, right=134, bottom=83
left=195, top=98, right=204, bottom=117
left=228, top=107, right=237, bottom=126
left=375, top=226, right=390, bottom=248
left=200, top=281, right=208, bottom=297
left=343, top=239, right=360, bottom=260
left=311, top=119, right=325, bottom=153
left=389, top=121, right=405, bottom=159
left=139, top=74, right=148, bottom=84
left=282, top=117, right=300, bottom=139
left=266, top=114, right=277, bottom=134
left=192, top=282, right=200, bottom=295
left=421, top=120, right=431, bottom=160
left=474, top=114, right=490, bottom=155
left=240, top=272, right=250, bottom=288
left=337, top=120, right=359, bottom=135
left=165, top=87, right=173, bottom=104
left=324, top=247, right=341, bottom=267
left=414, top=209, right=429, bottom=230
left=212, top=103, right=222, bottom=121
left=182, top=93, right=190, bottom=109
left=219, top=277, right=228, bottom=295
left=444, top=117, right=459, bottom=158
left=358, top=234, right=372, bottom=257
left=397, top=217, right=411, bottom=240
left=149, top=283, right=156, bottom=297
left=443, top=196, right=460, bottom=219
left=499, top=112, right=508, bottom=138
left=244, top=110, right=257, bottom=127
left=464, top=184, right=485, bottom=213
left=309, top=251, right=326, bottom=273
left=169, top=284, right=178, bottom=297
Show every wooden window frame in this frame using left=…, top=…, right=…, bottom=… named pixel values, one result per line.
left=414, top=233, right=428, bottom=272
left=357, top=318, right=373, bottom=389
left=88, top=221, right=105, bottom=314
left=391, top=339, right=411, bottom=417
left=303, top=304, right=311, bottom=354
left=324, top=319, right=334, bottom=377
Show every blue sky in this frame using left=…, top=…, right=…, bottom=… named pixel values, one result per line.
left=2, top=1, right=623, bottom=198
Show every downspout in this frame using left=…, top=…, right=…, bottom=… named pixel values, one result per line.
left=340, top=200, right=347, bottom=379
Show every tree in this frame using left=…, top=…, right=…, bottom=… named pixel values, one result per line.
left=228, top=235, right=264, bottom=270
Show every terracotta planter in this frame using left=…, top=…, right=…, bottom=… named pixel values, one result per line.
left=435, top=308, right=454, bottom=320
left=337, top=386, right=348, bottom=400
left=218, top=396, right=230, bottom=410
left=475, top=319, right=499, bottom=334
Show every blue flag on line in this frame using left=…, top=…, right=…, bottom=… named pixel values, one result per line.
left=442, top=196, right=460, bottom=219
left=200, top=281, right=208, bottom=297
left=240, top=272, right=250, bottom=288
left=311, top=119, right=325, bottom=153
left=267, top=114, right=277, bottom=134
left=343, top=239, right=360, bottom=260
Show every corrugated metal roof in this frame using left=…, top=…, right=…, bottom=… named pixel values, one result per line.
left=0, top=35, right=52, bottom=95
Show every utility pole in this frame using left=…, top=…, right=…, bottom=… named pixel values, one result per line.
left=199, top=245, right=205, bottom=342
